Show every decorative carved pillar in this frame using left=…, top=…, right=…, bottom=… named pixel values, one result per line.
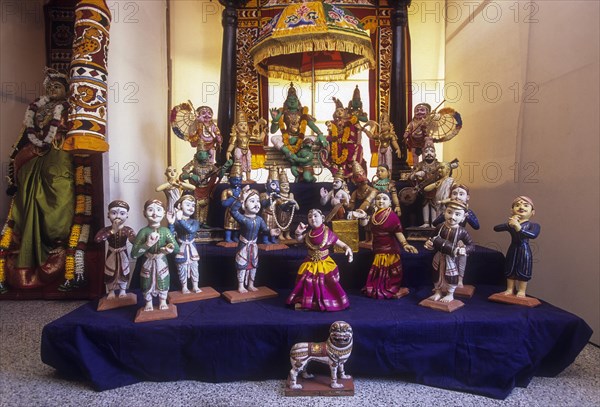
left=389, top=0, right=411, bottom=173
left=217, top=0, right=248, bottom=164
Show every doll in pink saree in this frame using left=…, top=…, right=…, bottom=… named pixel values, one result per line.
left=286, top=209, right=353, bottom=311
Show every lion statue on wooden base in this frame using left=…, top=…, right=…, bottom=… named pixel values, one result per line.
left=288, top=321, right=353, bottom=389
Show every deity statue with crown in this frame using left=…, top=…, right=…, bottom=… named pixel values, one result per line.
left=269, top=83, right=328, bottom=167
left=324, top=87, right=368, bottom=179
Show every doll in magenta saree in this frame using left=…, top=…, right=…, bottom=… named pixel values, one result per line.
left=355, top=192, right=418, bottom=299
left=286, top=209, right=354, bottom=311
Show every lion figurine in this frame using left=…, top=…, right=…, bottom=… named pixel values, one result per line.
left=288, top=321, right=353, bottom=390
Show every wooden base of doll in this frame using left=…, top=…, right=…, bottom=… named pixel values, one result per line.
left=488, top=292, right=541, bottom=307
left=258, top=243, right=289, bottom=251
left=454, top=285, right=476, bottom=298
left=134, top=304, right=178, bottom=323
left=419, top=298, right=465, bottom=313
left=222, top=286, right=278, bottom=304
left=167, top=287, right=220, bottom=304
left=97, top=293, right=137, bottom=311
left=285, top=375, right=354, bottom=397
left=405, top=226, right=435, bottom=241
left=216, top=241, right=238, bottom=248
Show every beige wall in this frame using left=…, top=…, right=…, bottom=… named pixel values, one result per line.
left=104, top=0, right=169, bottom=231
left=169, top=0, right=223, bottom=174
left=0, top=0, right=46, bottom=225
left=444, top=0, right=600, bottom=343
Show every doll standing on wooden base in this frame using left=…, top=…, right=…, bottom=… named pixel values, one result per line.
left=355, top=192, right=418, bottom=299
left=424, top=199, right=474, bottom=303
left=167, top=195, right=202, bottom=294
left=94, top=200, right=136, bottom=300
left=131, top=200, right=178, bottom=311
left=493, top=196, right=540, bottom=298
left=231, top=186, right=280, bottom=293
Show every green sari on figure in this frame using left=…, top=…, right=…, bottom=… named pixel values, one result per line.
left=11, top=146, right=74, bottom=269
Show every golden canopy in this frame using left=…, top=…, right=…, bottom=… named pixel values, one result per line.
left=249, top=1, right=375, bottom=82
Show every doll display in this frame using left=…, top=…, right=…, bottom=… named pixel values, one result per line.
left=489, top=196, right=541, bottom=307
left=346, top=86, right=369, bottom=123
left=324, top=97, right=366, bottom=179
left=270, top=83, right=327, bottom=165
left=403, top=103, right=432, bottom=164
left=284, top=137, right=317, bottom=183
left=320, top=172, right=351, bottom=220
left=422, top=199, right=474, bottom=312
left=227, top=186, right=280, bottom=298
left=406, top=139, right=457, bottom=227
left=170, top=103, right=222, bottom=164
left=286, top=321, right=354, bottom=395
left=167, top=195, right=202, bottom=294
left=131, top=200, right=179, bottom=319
left=219, top=162, right=243, bottom=245
left=0, top=68, right=73, bottom=292
left=94, top=200, right=137, bottom=310
left=275, top=170, right=299, bottom=241
left=155, top=166, right=195, bottom=214
left=286, top=209, right=353, bottom=312
left=346, top=161, right=378, bottom=244
left=363, top=112, right=401, bottom=170
left=403, top=102, right=462, bottom=164
left=179, top=144, right=223, bottom=224
left=225, top=111, right=267, bottom=183
left=354, top=192, right=418, bottom=299
left=259, top=167, right=288, bottom=248
left=371, top=164, right=402, bottom=216
left=433, top=183, right=480, bottom=295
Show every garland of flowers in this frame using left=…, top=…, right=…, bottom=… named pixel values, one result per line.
left=64, top=156, right=94, bottom=284
left=24, top=96, right=65, bottom=147
left=280, top=109, right=308, bottom=154
left=0, top=202, right=15, bottom=286
left=330, top=123, right=351, bottom=165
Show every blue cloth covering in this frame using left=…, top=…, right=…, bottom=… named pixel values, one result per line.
left=42, top=254, right=592, bottom=399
